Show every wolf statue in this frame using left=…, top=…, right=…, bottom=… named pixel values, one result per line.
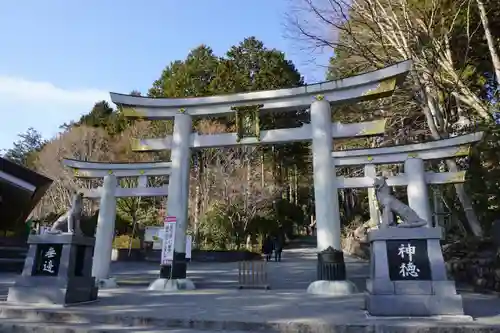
left=373, top=176, right=427, bottom=228
left=47, top=192, right=84, bottom=235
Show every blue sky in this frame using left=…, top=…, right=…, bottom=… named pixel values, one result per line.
left=0, top=0, right=332, bottom=152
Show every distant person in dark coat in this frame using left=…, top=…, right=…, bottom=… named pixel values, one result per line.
left=262, top=236, right=273, bottom=261
left=274, top=235, right=283, bottom=262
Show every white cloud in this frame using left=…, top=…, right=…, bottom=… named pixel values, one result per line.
left=0, top=76, right=112, bottom=151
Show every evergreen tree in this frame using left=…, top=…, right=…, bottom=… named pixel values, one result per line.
left=3, top=127, right=46, bottom=168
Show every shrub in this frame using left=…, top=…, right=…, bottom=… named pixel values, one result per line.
left=112, top=235, right=141, bottom=249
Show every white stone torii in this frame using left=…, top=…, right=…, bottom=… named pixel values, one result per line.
left=332, top=132, right=484, bottom=226
left=110, top=60, right=413, bottom=294
left=111, top=60, right=409, bottom=117
left=130, top=120, right=387, bottom=151
left=63, top=159, right=171, bottom=198
left=62, top=159, right=171, bottom=287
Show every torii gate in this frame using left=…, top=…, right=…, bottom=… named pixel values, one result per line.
left=333, top=132, right=484, bottom=226
left=62, top=159, right=170, bottom=287
left=108, top=60, right=413, bottom=293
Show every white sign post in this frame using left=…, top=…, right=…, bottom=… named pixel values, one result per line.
left=161, top=216, right=176, bottom=265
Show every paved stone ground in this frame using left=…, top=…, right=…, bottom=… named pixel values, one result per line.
left=109, top=247, right=370, bottom=290
left=2, top=247, right=500, bottom=332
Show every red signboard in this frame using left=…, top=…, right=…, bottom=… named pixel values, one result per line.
left=165, top=216, right=176, bottom=223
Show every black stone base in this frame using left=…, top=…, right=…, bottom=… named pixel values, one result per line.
left=317, top=247, right=346, bottom=281
left=160, top=252, right=187, bottom=279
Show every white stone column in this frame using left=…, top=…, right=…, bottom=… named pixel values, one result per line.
left=170, top=113, right=192, bottom=257
left=307, top=99, right=356, bottom=296
left=364, top=164, right=380, bottom=225
left=138, top=175, right=147, bottom=188
left=149, top=112, right=194, bottom=291
left=310, top=99, right=341, bottom=251
left=92, top=174, right=117, bottom=288
left=405, top=158, right=432, bottom=226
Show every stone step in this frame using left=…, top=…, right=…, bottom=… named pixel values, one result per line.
left=0, top=258, right=25, bottom=273
left=1, top=306, right=499, bottom=333
left=0, top=318, right=247, bottom=332
left=0, top=246, right=28, bottom=250
left=0, top=246, right=28, bottom=259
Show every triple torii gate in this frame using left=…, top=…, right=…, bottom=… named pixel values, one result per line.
left=109, top=60, right=412, bottom=293
left=333, top=132, right=484, bottom=227
left=62, top=159, right=171, bottom=287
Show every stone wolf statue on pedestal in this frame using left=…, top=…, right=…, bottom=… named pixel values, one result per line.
left=48, top=192, right=84, bottom=235
left=373, top=177, right=427, bottom=228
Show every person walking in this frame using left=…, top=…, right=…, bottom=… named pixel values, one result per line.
left=262, top=236, right=273, bottom=261
left=274, top=235, right=283, bottom=262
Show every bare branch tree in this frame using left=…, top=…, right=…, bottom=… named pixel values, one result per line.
left=33, top=126, right=113, bottom=219
left=475, top=0, right=500, bottom=85
left=286, top=0, right=488, bottom=236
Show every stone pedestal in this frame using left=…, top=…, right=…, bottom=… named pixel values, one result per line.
left=7, top=234, right=98, bottom=306
left=365, top=227, right=464, bottom=316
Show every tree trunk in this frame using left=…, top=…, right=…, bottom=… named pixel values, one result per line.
left=415, top=87, right=484, bottom=237
left=476, top=0, right=500, bottom=84
left=246, top=148, right=251, bottom=203
left=288, top=167, right=293, bottom=203
left=246, top=234, right=252, bottom=250
left=135, top=223, right=145, bottom=251
left=128, top=216, right=137, bottom=256
left=445, top=159, right=483, bottom=237
left=194, top=183, right=201, bottom=240
left=293, top=164, right=299, bottom=205
left=261, top=147, right=265, bottom=188
left=193, top=152, right=202, bottom=243
left=202, top=158, right=210, bottom=214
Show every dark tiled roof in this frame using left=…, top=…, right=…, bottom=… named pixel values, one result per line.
left=0, top=157, right=53, bottom=229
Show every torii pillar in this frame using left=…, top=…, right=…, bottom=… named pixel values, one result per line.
left=307, top=99, right=357, bottom=295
